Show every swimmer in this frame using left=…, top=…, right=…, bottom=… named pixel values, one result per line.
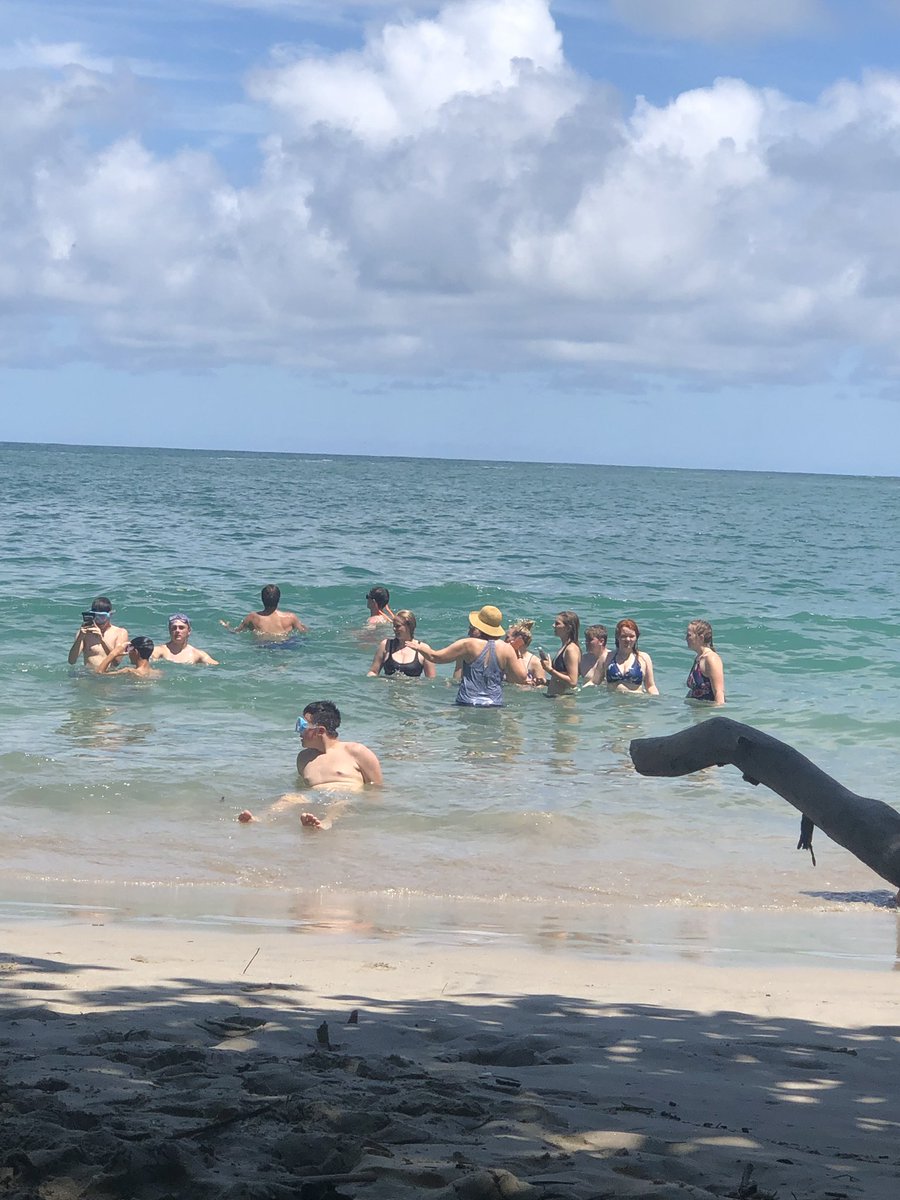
left=97, top=636, right=161, bottom=678
left=368, top=610, right=436, bottom=678
left=409, top=604, right=527, bottom=705
left=67, top=596, right=129, bottom=671
left=152, top=614, right=219, bottom=665
left=539, top=611, right=581, bottom=696
left=221, top=584, right=308, bottom=638
left=605, top=618, right=659, bottom=695
left=580, top=624, right=609, bottom=683
left=685, top=619, right=725, bottom=705
left=504, top=619, right=546, bottom=686
left=238, top=700, right=382, bottom=829
left=365, top=585, right=394, bottom=626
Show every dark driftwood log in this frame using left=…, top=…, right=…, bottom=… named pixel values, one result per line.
left=629, top=717, right=900, bottom=890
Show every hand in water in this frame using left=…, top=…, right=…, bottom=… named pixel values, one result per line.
left=301, top=812, right=325, bottom=828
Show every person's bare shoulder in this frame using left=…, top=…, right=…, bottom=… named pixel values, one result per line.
left=346, top=742, right=382, bottom=785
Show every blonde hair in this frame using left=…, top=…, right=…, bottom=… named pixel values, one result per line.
left=393, top=609, right=417, bottom=636
left=688, top=619, right=714, bottom=648
left=507, top=618, right=535, bottom=647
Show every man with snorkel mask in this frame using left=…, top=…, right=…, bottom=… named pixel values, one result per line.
left=67, top=596, right=129, bottom=670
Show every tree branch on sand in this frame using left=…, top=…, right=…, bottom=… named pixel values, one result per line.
left=629, top=717, right=900, bottom=896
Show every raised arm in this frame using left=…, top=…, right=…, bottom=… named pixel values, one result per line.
left=67, top=626, right=88, bottom=665
left=220, top=613, right=253, bottom=633
left=290, top=614, right=309, bottom=633
left=96, top=644, right=128, bottom=674
left=542, top=643, right=580, bottom=688
left=409, top=637, right=476, bottom=666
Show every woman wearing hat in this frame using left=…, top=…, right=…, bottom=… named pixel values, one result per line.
left=408, top=605, right=528, bottom=706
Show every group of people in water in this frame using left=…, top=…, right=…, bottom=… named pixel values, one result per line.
left=66, top=583, right=724, bottom=828
left=363, top=588, right=725, bottom=707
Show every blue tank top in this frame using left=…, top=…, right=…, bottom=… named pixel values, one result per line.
left=456, top=640, right=504, bottom=707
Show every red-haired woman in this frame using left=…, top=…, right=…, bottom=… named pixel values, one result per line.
left=605, top=619, right=659, bottom=695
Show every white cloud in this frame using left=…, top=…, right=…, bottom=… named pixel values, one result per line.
left=4, top=0, right=900, bottom=388
left=606, top=0, right=829, bottom=42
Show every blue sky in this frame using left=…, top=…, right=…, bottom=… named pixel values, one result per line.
left=4, top=0, right=900, bottom=472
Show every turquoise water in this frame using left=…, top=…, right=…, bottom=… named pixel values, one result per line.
left=2, top=442, right=899, bottom=960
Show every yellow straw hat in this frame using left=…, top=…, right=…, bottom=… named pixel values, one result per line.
left=469, top=604, right=505, bottom=637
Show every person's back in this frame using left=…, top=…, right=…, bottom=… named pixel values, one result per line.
left=456, top=638, right=505, bottom=707
left=222, top=584, right=308, bottom=637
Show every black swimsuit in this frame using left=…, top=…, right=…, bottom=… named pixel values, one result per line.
left=383, top=638, right=425, bottom=677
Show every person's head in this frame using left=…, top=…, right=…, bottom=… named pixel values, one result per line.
left=367, top=585, right=390, bottom=612
left=299, top=700, right=341, bottom=738
left=585, top=624, right=608, bottom=651
left=506, top=618, right=535, bottom=649
left=91, top=596, right=113, bottom=626
left=128, top=636, right=154, bottom=661
left=261, top=584, right=280, bottom=610
left=392, top=609, right=416, bottom=638
left=615, top=618, right=640, bottom=649
left=553, top=611, right=580, bottom=645
left=168, top=613, right=191, bottom=639
left=687, top=619, right=714, bottom=649
left=468, top=604, right=505, bottom=639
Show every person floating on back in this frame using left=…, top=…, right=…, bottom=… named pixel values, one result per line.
left=220, top=584, right=308, bottom=638
left=67, top=596, right=129, bottom=671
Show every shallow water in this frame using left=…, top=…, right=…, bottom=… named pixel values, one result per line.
left=2, top=443, right=899, bottom=963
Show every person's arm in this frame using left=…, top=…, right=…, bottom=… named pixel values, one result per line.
left=408, top=637, right=474, bottom=666
left=350, top=744, right=383, bottom=786
left=290, top=614, right=309, bottom=633
left=195, top=649, right=219, bottom=665
left=541, top=644, right=579, bottom=688
left=500, top=642, right=529, bottom=684
left=527, top=652, right=547, bottom=686
left=421, top=656, right=436, bottom=679
left=96, top=644, right=129, bottom=674
left=368, top=639, right=389, bottom=676
left=582, top=651, right=608, bottom=687
left=68, top=626, right=88, bottom=665
left=704, top=650, right=725, bottom=705
left=220, top=613, right=253, bottom=633
left=641, top=652, right=660, bottom=695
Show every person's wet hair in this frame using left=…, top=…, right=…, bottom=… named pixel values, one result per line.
left=393, top=609, right=416, bottom=636
left=688, top=619, right=714, bottom=648
left=615, top=618, right=640, bottom=647
left=367, top=586, right=389, bottom=609
left=556, top=611, right=580, bottom=645
left=91, top=596, right=113, bottom=613
left=129, top=636, right=154, bottom=660
left=303, top=700, right=341, bottom=736
left=261, top=584, right=281, bottom=609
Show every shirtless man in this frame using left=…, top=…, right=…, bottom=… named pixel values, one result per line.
left=238, top=700, right=382, bottom=829
left=221, top=584, right=308, bottom=637
left=152, top=614, right=219, bottom=665
left=67, top=596, right=129, bottom=671
left=580, top=624, right=609, bottom=683
left=97, top=636, right=161, bottom=678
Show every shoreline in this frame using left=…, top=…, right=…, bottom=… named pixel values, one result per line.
left=1, top=920, right=898, bottom=1199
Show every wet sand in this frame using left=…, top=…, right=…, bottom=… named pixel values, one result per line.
left=1, top=920, right=898, bottom=1199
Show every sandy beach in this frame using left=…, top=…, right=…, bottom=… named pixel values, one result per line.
left=1, top=920, right=898, bottom=1199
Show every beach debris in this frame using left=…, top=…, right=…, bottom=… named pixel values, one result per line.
left=453, top=1167, right=538, bottom=1198
left=728, top=1161, right=778, bottom=1199
left=242, top=946, right=261, bottom=975
left=198, top=1014, right=268, bottom=1039
left=347, top=1009, right=359, bottom=1025
left=630, top=717, right=900, bottom=890
left=316, top=1020, right=332, bottom=1049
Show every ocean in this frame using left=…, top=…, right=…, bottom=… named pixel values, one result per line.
left=2, top=442, right=899, bottom=966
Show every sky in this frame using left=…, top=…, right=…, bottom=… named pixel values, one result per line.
left=4, top=0, right=900, bottom=473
